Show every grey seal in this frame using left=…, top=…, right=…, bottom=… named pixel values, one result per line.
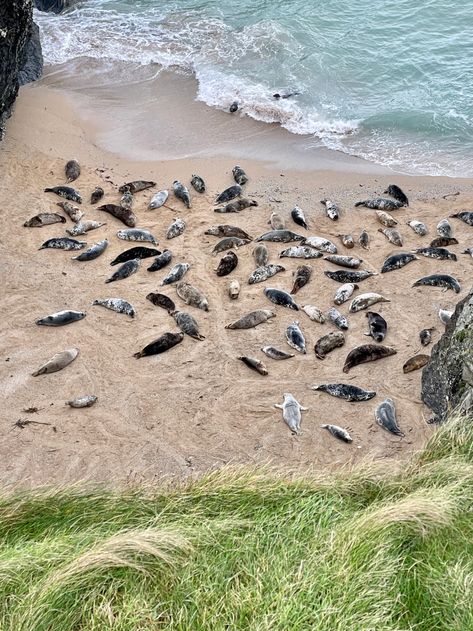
left=291, top=265, right=312, bottom=294
left=429, top=236, right=458, bottom=248
left=349, top=293, right=390, bottom=313
left=253, top=243, right=269, bottom=266
left=419, top=327, right=435, bottom=346
left=279, top=246, right=322, bottom=259
left=381, top=252, right=418, bottom=273
left=338, top=234, right=355, bottom=249
left=320, top=199, right=340, bottom=221
left=66, top=220, right=106, bottom=236
left=215, top=185, right=242, bottom=204
left=120, top=189, right=133, bottom=211
left=264, top=287, right=299, bottom=310
left=24, top=213, right=66, bottom=227
left=343, top=344, right=396, bottom=373
left=225, top=309, right=275, bottom=329
left=314, top=331, right=345, bottom=359
left=436, top=218, right=453, bottom=238
left=147, top=250, right=172, bottom=272
left=358, top=229, right=370, bottom=250
left=228, top=279, right=240, bottom=300
left=176, top=282, right=209, bottom=311
left=403, top=354, right=430, bottom=373
left=414, top=247, right=457, bottom=261
left=106, top=258, right=141, bottom=283
left=32, top=347, right=79, bottom=376
left=375, top=398, right=404, bottom=437
left=376, top=210, right=397, bottom=227
left=45, top=186, right=82, bottom=203
left=213, top=237, right=250, bottom=254
left=166, top=218, right=186, bottom=239
left=269, top=211, right=285, bottom=230
left=321, top=424, right=352, bottom=443
left=117, top=228, right=158, bottom=245
left=463, top=248, right=473, bottom=257
left=161, top=262, right=190, bottom=285
left=98, top=204, right=136, bottom=227
left=407, top=219, right=427, bottom=236
left=92, top=298, right=135, bottom=317
left=365, top=311, right=387, bottom=342
left=324, top=269, right=376, bottom=283
left=302, top=236, right=337, bottom=253
left=173, top=181, right=191, bottom=208
left=66, top=395, right=97, bottom=408
left=205, top=225, right=252, bottom=240
left=229, top=101, right=239, bottom=113
left=149, top=190, right=169, bottom=209
left=110, top=246, right=160, bottom=266
left=450, top=211, right=473, bottom=226
left=383, top=184, right=408, bottom=206
left=119, top=180, right=156, bottom=193
left=190, top=174, right=206, bottom=193
left=134, top=332, right=184, bottom=358
left=311, top=383, right=376, bottom=402
left=172, top=311, right=205, bottom=340
left=56, top=201, right=83, bottom=222
left=261, top=346, right=294, bottom=360
left=286, top=321, right=306, bottom=353
left=256, top=229, right=304, bottom=243
left=238, top=356, right=268, bottom=375
left=327, top=307, right=348, bottom=330
left=334, top=283, right=358, bottom=306
left=90, top=186, right=104, bottom=204
left=274, top=393, right=308, bottom=435
left=378, top=227, right=403, bottom=246
left=72, top=239, right=108, bottom=261
left=302, top=305, right=326, bottom=323
left=40, top=237, right=86, bottom=251
left=324, top=255, right=362, bottom=269
left=291, top=206, right=308, bottom=230
left=216, top=251, right=238, bottom=276
left=214, top=198, right=257, bottom=213
left=412, top=274, right=461, bottom=293
left=355, top=198, right=403, bottom=210
left=232, top=165, right=248, bottom=185
left=36, top=310, right=86, bottom=326
left=65, top=159, right=80, bottom=183
left=248, top=264, right=284, bottom=284
left=146, top=292, right=176, bottom=313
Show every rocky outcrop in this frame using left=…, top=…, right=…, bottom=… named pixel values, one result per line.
left=34, top=0, right=77, bottom=12
left=18, top=21, right=43, bottom=86
left=422, top=287, right=473, bottom=420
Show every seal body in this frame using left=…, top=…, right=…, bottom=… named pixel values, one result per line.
left=215, top=185, right=242, bottom=204
left=215, top=198, right=257, bottom=213
left=228, top=279, right=240, bottom=300
left=149, top=190, right=169, bottom=209
left=358, top=229, right=370, bottom=250
left=415, top=247, right=457, bottom=261
left=229, top=101, right=238, bottom=113
left=261, top=346, right=294, bottom=360
left=147, top=250, right=172, bottom=272
left=314, top=331, right=345, bottom=359
left=110, top=246, right=160, bottom=266
left=412, top=274, right=461, bottom=293
left=463, top=248, right=473, bottom=257
left=172, top=311, right=205, bottom=340
left=106, top=258, right=141, bottom=283
left=98, top=204, right=136, bottom=227
left=403, top=354, right=430, bottom=373
left=161, top=262, right=190, bottom=285
left=120, top=189, right=133, bottom=211
left=232, top=165, right=248, bottom=185
left=36, top=310, right=86, bottom=326
left=375, top=398, right=404, bottom=437
left=146, top=292, right=176, bottom=313
left=312, top=383, right=376, bottom=402
left=419, top=328, right=435, bottom=346
left=72, top=239, right=108, bottom=261
left=238, top=356, right=268, bottom=375
left=291, top=206, right=308, bottom=230
left=134, top=332, right=184, bottom=358
left=212, top=237, right=250, bottom=254
left=381, top=252, right=418, bottom=273
left=256, top=230, right=304, bottom=243
left=119, top=180, right=156, bottom=194
left=92, top=298, right=135, bottom=317
left=24, top=213, right=66, bottom=227
left=376, top=210, right=397, bottom=227
left=291, top=265, right=312, bottom=294
left=225, top=309, right=275, bottom=330
left=320, top=199, right=340, bottom=221
left=321, top=424, right=353, bottom=443
left=117, top=228, right=158, bottom=245
left=216, top=251, right=238, bottom=276
left=436, top=219, right=453, bottom=238
left=56, top=201, right=83, bottom=222
left=324, top=255, right=362, bottom=269
left=40, top=237, right=86, bottom=251
left=378, top=227, right=403, bottom=246
left=286, top=321, right=306, bottom=353
left=302, top=236, right=337, bottom=253
left=439, top=309, right=453, bottom=324
left=279, top=246, right=322, bottom=259
left=90, top=187, right=104, bottom=204
left=205, top=225, right=252, bottom=240
left=269, top=211, right=285, bottom=230
left=32, top=347, right=79, bottom=376
left=248, top=264, right=284, bottom=284
left=383, top=185, right=408, bottom=206
left=190, top=174, right=206, bottom=193
left=355, top=198, right=402, bottom=211
left=166, top=218, right=186, bottom=239
left=253, top=244, right=269, bottom=266
left=430, top=236, right=458, bottom=248
left=65, top=159, right=80, bottom=183
left=274, top=393, right=307, bottom=435
left=66, top=395, right=97, bottom=408
left=264, top=287, right=299, bottom=310
left=327, top=307, right=348, bottom=330
left=450, top=211, right=473, bottom=226
left=365, top=311, right=388, bottom=342
left=302, top=305, right=325, bottom=323
left=343, top=344, right=396, bottom=373
left=176, top=282, right=209, bottom=311
left=45, top=186, right=82, bottom=203
left=339, top=234, right=355, bottom=249
left=349, top=293, right=390, bottom=313
left=66, top=220, right=106, bottom=236
left=334, top=283, right=358, bottom=306
left=407, top=219, right=427, bottom=236
left=324, top=270, right=375, bottom=283
left=173, top=181, right=191, bottom=208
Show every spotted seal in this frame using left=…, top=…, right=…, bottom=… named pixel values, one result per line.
left=215, top=198, right=257, bottom=213
left=215, top=185, right=242, bottom=204
left=320, top=199, right=340, bottom=221
left=358, top=229, right=370, bottom=250
left=232, top=165, right=248, bottom=185
left=381, top=252, right=418, bottom=273
left=274, top=393, right=308, bottom=435
left=205, top=225, right=252, bottom=240
left=40, top=237, right=86, bottom=251
left=56, top=201, right=83, bottom=222
left=383, top=184, right=408, bottom=206
left=119, top=180, right=156, bottom=194
left=147, top=250, right=172, bottom=272
left=166, top=218, right=186, bottom=239
left=134, top=332, right=184, bottom=358
left=355, top=198, right=403, bottom=211
left=261, top=346, right=294, bottom=360
left=338, top=234, right=355, bottom=249
left=429, top=236, right=458, bottom=248
left=106, top=258, right=141, bottom=283
left=324, top=255, right=362, bottom=269
left=36, top=310, right=86, bottom=326
left=172, top=311, right=205, bottom=340
left=302, top=305, right=325, bottom=323
left=65, top=159, right=80, bottom=183
left=213, top=237, right=250, bottom=254
left=66, top=220, right=106, bottom=236
left=376, top=210, right=397, bottom=227
left=120, top=189, right=133, bottom=211
left=414, top=247, right=457, bottom=261
left=314, top=331, right=345, bottom=359
left=343, top=344, right=396, bottom=373
left=256, top=230, right=304, bottom=243
left=291, top=265, right=312, bottom=294
left=365, top=311, right=387, bottom=342
left=45, top=186, right=82, bottom=203
left=161, top=262, right=190, bottom=285
left=90, top=187, right=104, bottom=205
left=66, top=395, right=97, bottom=408
left=302, top=236, right=337, bottom=253
left=324, top=269, right=376, bottom=283
left=176, top=282, right=209, bottom=311
left=327, top=307, right=348, bottom=330
left=279, top=246, right=322, bottom=259
left=349, top=292, right=390, bottom=313
left=98, top=204, right=136, bottom=227
left=412, top=274, right=461, bottom=293
left=378, top=227, right=403, bottom=246
left=264, top=287, right=299, bottom=310
left=24, top=213, right=66, bottom=227
left=403, top=354, right=430, bottom=373
left=117, top=228, right=158, bottom=245
left=225, top=309, right=275, bottom=329
left=32, top=347, right=79, bottom=376
left=149, top=190, right=169, bottom=209
left=321, top=424, right=353, bottom=443
left=450, top=211, right=473, bottom=226
left=190, top=174, right=206, bottom=193
left=172, top=181, right=191, bottom=208
left=291, top=206, right=308, bottom=230
left=286, top=321, right=306, bottom=353
left=228, top=279, right=240, bottom=300
left=92, top=298, right=135, bottom=317
left=311, top=383, right=376, bottom=402
left=146, top=292, right=176, bottom=313
left=269, top=211, right=285, bottom=230
left=439, top=309, right=453, bottom=324
left=334, top=283, right=358, bottom=306
left=375, top=398, right=404, bottom=437
left=253, top=244, right=269, bottom=266
left=407, top=220, right=427, bottom=236
left=216, top=251, right=238, bottom=276
left=72, top=239, right=108, bottom=261
left=436, top=218, right=453, bottom=238
left=238, top=356, right=268, bottom=375
left=419, top=327, right=435, bottom=346
left=248, top=264, right=285, bottom=284
left=110, top=246, right=160, bottom=266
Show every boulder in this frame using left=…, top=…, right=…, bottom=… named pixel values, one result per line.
left=34, top=0, right=77, bottom=12
left=18, top=21, right=43, bottom=85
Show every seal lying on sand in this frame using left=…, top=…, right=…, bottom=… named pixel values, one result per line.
left=311, top=383, right=376, bottom=401
left=343, top=344, right=396, bottom=373
left=225, top=309, right=275, bottom=330
left=24, top=213, right=65, bottom=227
left=45, top=186, right=82, bottom=203
left=65, top=159, right=80, bottom=183
left=119, top=180, right=156, bottom=193
left=274, top=393, right=307, bottom=435
left=375, top=398, right=404, bottom=437
left=134, top=332, right=184, bottom=358
left=32, top=347, right=79, bottom=376
left=321, top=424, right=353, bottom=443
left=72, top=239, right=108, bottom=261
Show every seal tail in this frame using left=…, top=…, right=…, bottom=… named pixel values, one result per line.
left=354, top=201, right=364, bottom=207
left=133, top=351, right=143, bottom=359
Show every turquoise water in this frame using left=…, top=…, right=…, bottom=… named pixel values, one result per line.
left=35, top=0, right=473, bottom=176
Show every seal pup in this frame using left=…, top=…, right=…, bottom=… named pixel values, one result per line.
left=311, top=383, right=376, bottom=402
left=161, top=262, right=190, bottom=285
left=450, top=211, right=473, bottom=226
left=338, top=234, right=355, bottom=249
left=232, top=165, right=248, bottom=185
left=314, top=331, right=345, bottom=359
left=66, top=395, right=97, bottom=408
left=40, top=237, right=86, bottom=251
left=378, top=227, right=403, bottom=246
left=72, top=239, right=108, bottom=261
left=324, top=269, right=376, bottom=283
left=407, top=219, right=427, bottom=236
left=228, top=279, right=240, bottom=300
left=291, top=265, right=312, bottom=294
left=190, top=174, right=206, bottom=193
left=32, top=347, right=79, bottom=376
left=334, top=283, right=358, bottom=306
left=274, top=393, right=307, bottom=435
left=106, top=258, right=141, bottom=283
left=213, top=237, right=250, bottom=254
left=261, top=346, right=294, bottom=360
left=65, top=159, right=80, bottom=183
left=381, top=252, right=418, bottom=273
left=56, top=201, right=83, bottom=222
left=172, top=311, right=205, bottom=340
left=166, top=218, right=186, bottom=239
left=375, top=398, right=404, bottom=437
left=327, top=307, right=348, bottom=330
left=436, top=218, right=453, bottom=238
left=92, top=298, right=135, bottom=318
left=320, top=199, right=340, bottom=221
left=324, top=255, right=362, bottom=269
left=419, top=328, right=435, bottom=346
left=117, top=228, right=158, bottom=245
left=229, top=101, right=239, bottom=113
left=147, top=250, right=172, bottom=272
left=414, top=247, right=457, bottom=261
left=358, top=229, right=370, bottom=250
left=269, top=211, right=285, bottom=230
left=36, top=310, right=86, bottom=326
left=120, top=188, right=133, bottom=211
left=215, top=198, right=257, bottom=213
left=429, top=236, right=458, bottom=248
left=205, top=225, right=252, bottom=240
left=225, top=309, right=275, bottom=330
left=279, top=246, right=322, bottom=259
left=463, top=247, right=473, bottom=257
left=355, top=198, right=403, bottom=211
left=302, top=305, right=325, bottom=323
left=66, top=220, right=106, bottom=236
left=365, top=311, right=387, bottom=342
left=45, top=186, right=82, bottom=203
left=176, top=282, right=209, bottom=311
left=24, top=213, right=66, bottom=227
left=264, top=287, right=299, bottom=310
left=286, top=321, right=306, bottom=353
left=412, top=274, right=461, bottom=293
left=291, top=206, right=308, bottom=230
left=238, top=356, right=268, bottom=375
left=216, top=251, right=238, bottom=276
left=119, top=180, right=156, bottom=193
left=321, top=424, right=353, bottom=443
left=302, top=236, right=337, bottom=253
left=343, top=344, right=396, bottom=373
left=256, top=229, right=304, bottom=243
left=349, top=293, right=390, bottom=313
left=149, top=190, right=169, bottom=209
left=403, top=354, right=430, bottom=373
left=134, top=332, right=184, bottom=358
left=90, top=186, right=104, bottom=204
left=173, top=181, right=191, bottom=208
left=383, top=184, right=408, bottom=206
left=215, top=184, right=242, bottom=204
left=248, top=264, right=284, bottom=284
left=111, top=246, right=160, bottom=266
left=439, top=309, right=453, bottom=325
left=376, top=210, right=397, bottom=227
left=253, top=243, right=269, bottom=266
left=146, top=292, right=176, bottom=313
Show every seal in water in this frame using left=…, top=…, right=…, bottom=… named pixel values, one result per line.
left=378, top=227, right=403, bottom=246
left=228, top=279, right=240, bottom=300
left=238, top=356, right=268, bottom=375
left=381, top=252, right=418, bottom=273
left=320, top=199, right=340, bottom=221
left=383, top=184, right=408, bottom=206
left=436, top=218, right=453, bottom=238
left=36, top=310, right=86, bottom=326
left=291, top=206, right=308, bottom=230
left=429, top=236, right=458, bottom=248
left=232, top=165, right=248, bottom=186
left=450, top=211, right=473, bottom=226
left=119, top=180, right=156, bottom=194
left=72, top=239, right=108, bottom=261
left=261, top=346, right=294, bottom=360
left=412, top=274, right=461, bottom=293
left=216, top=251, right=238, bottom=276
left=349, top=292, right=390, bottom=313
left=256, top=229, right=304, bottom=243
left=66, top=220, right=106, bottom=236
left=439, top=309, right=453, bottom=325
left=176, top=282, right=209, bottom=311
left=147, top=250, right=172, bottom=272
left=324, top=255, right=362, bottom=269
left=327, top=307, right=348, bottom=330
left=225, top=309, right=275, bottom=329
left=134, top=332, right=184, bottom=358
left=311, top=383, right=376, bottom=402
left=338, top=234, right=355, bottom=249
left=375, top=398, right=404, bottom=437
left=302, top=305, right=326, bottom=323
left=355, top=198, right=403, bottom=211
left=324, top=269, right=376, bottom=283
left=407, top=219, right=427, bottom=236
left=286, top=321, right=306, bottom=353
left=403, top=354, right=430, bottom=373
left=117, top=228, right=158, bottom=245
left=291, top=265, right=312, bottom=294
left=205, top=225, right=252, bottom=240
left=148, top=190, right=169, bottom=209
left=56, top=201, right=83, bottom=222
left=190, top=174, right=206, bottom=193
left=172, top=311, right=205, bottom=340
left=415, top=247, right=457, bottom=261
left=32, top=347, right=79, bottom=376
left=279, top=246, right=322, bottom=259
left=269, top=211, right=285, bottom=230
left=65, top=159, right=80, bottom=183
left=365, top=311, right=387, bottom=342
left=92, top=298, right=135, bottom=317
left=161, top=262, right=190, bottom=285
left=215, top=198, right=257, bottom=213
left=90, top=186, right=104, bottom=204
left=173, top=181, right=191, bottom=208
left=274, top=393, right=308, bottom=435
left=213, top=237, right=250, bottom=254
left=334, top=283, right=358, bottom=306
left=97, top=204, right=136, bottom=227
left=248, top=264, right=285, bottom=284
left=40, top=237, right=86, bottom=251
left=24, top=213, right=66, bottom=227
left=110, top=246, right=160, bottom=266
left=358, top=229, right=370, bottom=250
left=264, top=287, right=299, bottom=310
left=146, top=292, right=176, bottom=313
left=314, top=331, right=345, bottom=360
left=419, top=328, right=435, bottom=346
left=229, top=101, right=239, bottom=113
left=376, top=210, right=398, bottom=227
left=66, top=395, right=97, bottom=408
left=166, top=218, right=186, bottom=239
left=302, top=236, right=337, bottom=253
left=343, top=344, right=396, bottom=373
left=120, top=189, right=133, bottom=211
left=45, top=186, right=82, bottom=203
left=215, top=184, right=242, bottom=204
left=321, top=424, right=353, bottom=443
left=106, top=258, right=141, bottom=283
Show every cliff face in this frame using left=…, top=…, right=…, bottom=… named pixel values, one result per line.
left=34, top=0, right=76, bottom=12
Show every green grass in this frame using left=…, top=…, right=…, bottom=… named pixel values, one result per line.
left=1, top=415, right=473, bottom=630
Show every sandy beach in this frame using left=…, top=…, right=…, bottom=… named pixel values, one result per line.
left=1, top=81, right=472, bottom=487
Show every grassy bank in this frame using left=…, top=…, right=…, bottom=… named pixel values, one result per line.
left=1, top=416, right=472, bottom=630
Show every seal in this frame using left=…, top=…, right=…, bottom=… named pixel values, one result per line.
left=65, top=159, right=80, bottom=183
left=172, top=311, right=205, bottom=340
left=274, top=393, right=308, bottom=435
left=403, top=354, right=430, bottom=373
left=166, top=217, right=186, bottom=239
left=349, top=292, right=390, bottom=313
left=321, top=424, right=352, bottom=443
left=66, top=395, right=97, bottom=408
left=358, top=229, right=370, bottom=250
left=302, top=236, right=337, bottom=253
left=72, top=239, right=108, bottom=262
left=90, top=186, right=104, bottom=205
left=376, top=210, right=397, bottom=227
left=176, top=282, right=209, bottom=311
left=450, top=211, right=473, bottom=226
left=228, top=279, right=240, bottom=300
left=56, top=201, right=83, bottom=222
left=229, top=101, right=239, bottom=113
left=324, top=255, right=362, bottom=269
left=232, top=165, right=248, bottom=186
left=238, top=356, right=268, bottom=375
left=436, top=218, right=453, bottom=238
left=264, top=287, right=299, bottom=310
left=214, top=198, right=257, bottom=213
left=110, top=246, right=160, bottom=266
left=279, top=246, right=322, bottom=259
left=311, top=383, right=376, bottom=402
left=324, top=269, right=376, bottom=283
left=119, top=180, right=156, bottom=194
left=291, top=206, right=308, bottom=230
left=439, top=309, right=453, bottom=324
left=320, top=199, right=340, bottom=221
left=225, top=309, right=275, bottom=329
left=429, top=236, right=458, bottom=248
left=36, top=310, right=86, bottom=326
left=66, top=220, right=107, bottom=236
left=134, top=332, right=184, bottom=358
left=161, top=262, right=190, bottom=285
left=327, top=307, right=348, bottom=330
left=355, top=198, right=403, bottom=211
left=117, top=228, right=158, bottom=245
left=190, top=174, right=206, bottom=193
left=120, top=189, right=133, bottom=211
left=205, top=225, right=252, bottom=240
left=375, top=398, right=404, bottom=437
left=286, top=321, right=306, bottom=353
left=269, top=211, right=285, bottom=230
left=412, top=274, right=461, bottom=293
left=343, top=344, right=396, bottom=373
left=213, top=237, right=250, bottom=254
left=173, top=181, right=191, bottom=208
left=338, top=234, right=355, bottom=249
left=146, top=292, right=176, bottom=313
left=463, top=248, right=473, bottom=258
left=106, top=258, right=141, bottom=283
left=407, top=219, right=427, bottom=236
left=92, top=298, right=135, bottom=317
left=248, top=264, right=284, bottom=284
left=216, top=251, right=238, bottom=276
left=261, top=346, right=294, bottom=360
left=334, top=283, right=358, bottom=306
left=215, top=184, right=242, bottom=204
left=365, top=311, right=387, bottom=342
left=419, top=327, right=435, bottom=346
left=40, top=237, right=86, bottom=251
left=383, top=184, right=408, bottom=206
left=32, top=347, right=79, bottom=376
left=24, top=213, right=66, bottom=227
left=147, top=250, right=172, bottom=272
left=378, top=228, right=403, bottom=246
left=381, top=252, right=418, bottom=273
left=149, top=190, right=169, bottom=210
left=302, top=305, right=325, bottom=323
left=291, top=265, right=312, bottom=294
left=414, top=247, right=457, bottom=261
left=45, top=186, right=82, bottom=203
left=314, top=331, right=345, bottom=359
left=256, top=229, right=304, bottom=243
left=253, top=243, right=269, bottom=267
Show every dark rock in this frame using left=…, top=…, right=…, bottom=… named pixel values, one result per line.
left=34, top=0, right=77, bottom=13
left=422, top=287, right=473, bottom=420
left=18, top=22, right=43, bottom=85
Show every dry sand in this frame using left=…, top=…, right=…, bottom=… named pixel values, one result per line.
left=1, top=84, right=472, bottom=487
